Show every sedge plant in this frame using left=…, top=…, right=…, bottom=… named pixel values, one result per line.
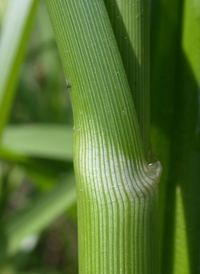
left=45, top=0, right=162, bottom=273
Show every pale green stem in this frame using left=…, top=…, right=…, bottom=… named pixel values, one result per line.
left=104, top=0, right=150, bottom=159
left=46, top=0, right=161, bottom=273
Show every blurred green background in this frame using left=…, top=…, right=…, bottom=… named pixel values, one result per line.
left=0, top=1, right=78, bottom=273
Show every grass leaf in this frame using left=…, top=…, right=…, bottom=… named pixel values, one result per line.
left=0, top=173, right=76, bottom=260
left=0, top=0, right=38, bottom=137
left=151, top=0, right=200, bottom=272
left=2, top=125, right=73, bottom=161
left=150, top=0, right=183, bottom=264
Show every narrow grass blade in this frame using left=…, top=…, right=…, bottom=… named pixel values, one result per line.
left=0, top=0, right=10, bottom=25
left=151, top=0, right=200, bottom=273
left=150, top=0, right=183, bottom=264
left=171, top=1, right=200, bottom=273
left=0, top=173, right=76, bottom=260
left=2, top=125, right=73, bottom=161
left=0, top=0, right=38, bottom=137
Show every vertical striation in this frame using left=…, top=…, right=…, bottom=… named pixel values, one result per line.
left=104, top=0, right=151, bottom=158
left=46, top=0, right=161, bottom=273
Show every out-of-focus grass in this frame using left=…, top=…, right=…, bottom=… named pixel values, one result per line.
left=0, top=1, right=77, bottom=273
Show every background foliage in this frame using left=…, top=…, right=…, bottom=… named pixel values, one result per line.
left=0, top=0, right=199, bottom=273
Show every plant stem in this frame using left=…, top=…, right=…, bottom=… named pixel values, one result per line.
left=46, top=0, right=161, bottom=273
left=104, top=0, right=150, bottom=159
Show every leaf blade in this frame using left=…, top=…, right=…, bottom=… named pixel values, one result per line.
left=0, top=0, right=38, bottom=137
left=0, top=173, right=76, bottom=259
left=2, top=125, right=73, bottom=161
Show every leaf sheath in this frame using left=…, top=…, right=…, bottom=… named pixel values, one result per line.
left=45, top=0, right=161, bottom=273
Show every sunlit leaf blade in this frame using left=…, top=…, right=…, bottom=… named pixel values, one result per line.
left=171, top=0, right=200, bottom=273
left=0, top=0, right=38, bottom=137
left=0, top=173, right=76, bottom=260
left=2, top=125, right=73, bottom=161
left=173, top=187, right=190, bottom=274
left=0, top=0, right=10, bottom=26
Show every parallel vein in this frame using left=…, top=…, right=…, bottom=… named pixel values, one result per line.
left=45, top=0, right=161, bottom=273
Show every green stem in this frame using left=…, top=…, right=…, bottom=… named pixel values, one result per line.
left=104, top=0, right=150, bottom=159
left=46, top=0, right=161, bottom=273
